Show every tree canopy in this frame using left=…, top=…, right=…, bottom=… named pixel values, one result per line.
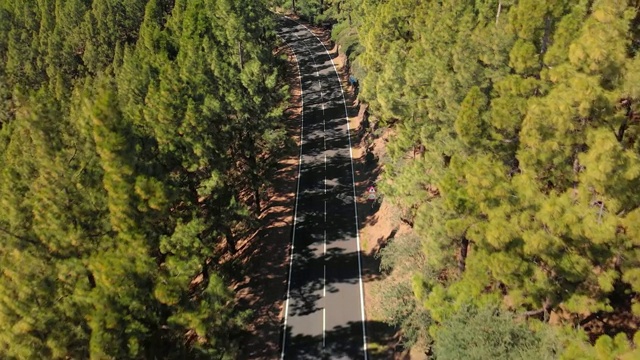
left=0, top=0, right=286, bottom=358
left=5, top=0, right=640, bottom=357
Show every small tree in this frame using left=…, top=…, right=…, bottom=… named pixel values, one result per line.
left=433, top=304, right=559, bottom=360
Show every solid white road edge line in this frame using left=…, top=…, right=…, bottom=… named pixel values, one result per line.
left=286, top=17, right=369, bottom=359
left=276, top=31, right=305, bottom=360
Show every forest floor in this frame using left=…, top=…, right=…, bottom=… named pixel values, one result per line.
left=230, top=17, right=413, bottom=359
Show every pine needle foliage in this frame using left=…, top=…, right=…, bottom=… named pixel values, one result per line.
left=0, top=0, right=286, bottom=358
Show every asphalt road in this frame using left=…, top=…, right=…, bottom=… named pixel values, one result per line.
left=277, top=18, right=368, bottom=360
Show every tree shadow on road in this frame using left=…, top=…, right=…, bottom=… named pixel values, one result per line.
left=283, top=320, right=399, bottom=359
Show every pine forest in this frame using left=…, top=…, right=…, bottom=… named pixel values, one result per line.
left=0, top=0, right=286, bottom=358
left=2, top=0, right=640, bottom=359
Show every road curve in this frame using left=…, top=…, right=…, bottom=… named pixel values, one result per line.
left=277, top=17, right=368, bottom=360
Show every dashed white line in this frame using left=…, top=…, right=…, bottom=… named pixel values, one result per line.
left=323, top=229, right=327, bottom=347
left=322, top=306, right=326, bottom=348
left=323, top=113, right=326, bottom=150
left=324, top=229, right=327, bottom=255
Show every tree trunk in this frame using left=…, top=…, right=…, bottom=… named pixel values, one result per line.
left=238, top=42, right=244, bottom=70
left=616, top=99, right=632, bottom=143
left=201, top=259, right=210, bottom=288
left=458, top=236, right=469, bottom=273
left=292, top=0, right=296, bottom=14
left=443, top=154, right=452, bottom=167
left=579, top=311, right=603, bottom=326
left=87, top=270, right=96, bottom=289
left=617, top=121, right=628, bottom=143
left=400, top=216, right=414, bottom=228
left=495, top=1, right=502, bottom=25
left=244, top=141, right=262, bottom=214
left=253, top=182, right=262, bottom=214
left=0, top=226, right=41, bottom=247
left=597, top=200, right=605, bottom=224
left=540, top=15, right=552, bottom=57
left=225, top=226, right=236, bottom=254
left=522, top=297, right=552, bottom=320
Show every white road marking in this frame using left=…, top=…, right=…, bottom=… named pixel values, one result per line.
left=323, top=99, right=327, bottom=148
left=288, top=18, right=369, bottom=359
left=322, top=305, right=326, bottom=348
left=324, top=229, right=327, bottom=255
left=323, top=228, right=327, bottom=346
left=276, top=31, right=306, bottom=360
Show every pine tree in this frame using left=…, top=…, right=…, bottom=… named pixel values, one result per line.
left=341, top=0, right=640, bottom=354
left=433, top=304, right=559, bottom=360
left=0, top=0, right=285, bottom=357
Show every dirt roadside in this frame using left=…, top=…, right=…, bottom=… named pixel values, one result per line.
left=229, top=41, right=300, bottom=359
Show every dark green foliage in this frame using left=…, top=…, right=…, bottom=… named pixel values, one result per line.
left=374, top=234, right=433, bottom=348
left=433, top=304, right=559, bottom=360
left=0, top=0, right=286, bottom=358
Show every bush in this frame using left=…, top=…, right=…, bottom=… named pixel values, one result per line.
left=433, top=304, right=560, bottom=360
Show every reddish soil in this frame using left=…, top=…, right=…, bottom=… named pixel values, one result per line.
left=230, top=43, right=301, bottom=359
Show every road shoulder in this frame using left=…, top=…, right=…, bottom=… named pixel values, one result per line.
left=231, top=40, right=302, bottom=359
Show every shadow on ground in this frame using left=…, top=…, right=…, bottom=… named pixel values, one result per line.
left=283, top=320, right=398, bottom=359
left=231, top=41, right=302, bottom=359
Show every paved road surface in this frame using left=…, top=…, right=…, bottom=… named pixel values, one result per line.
left=277, top=18, right=368, bottom=360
